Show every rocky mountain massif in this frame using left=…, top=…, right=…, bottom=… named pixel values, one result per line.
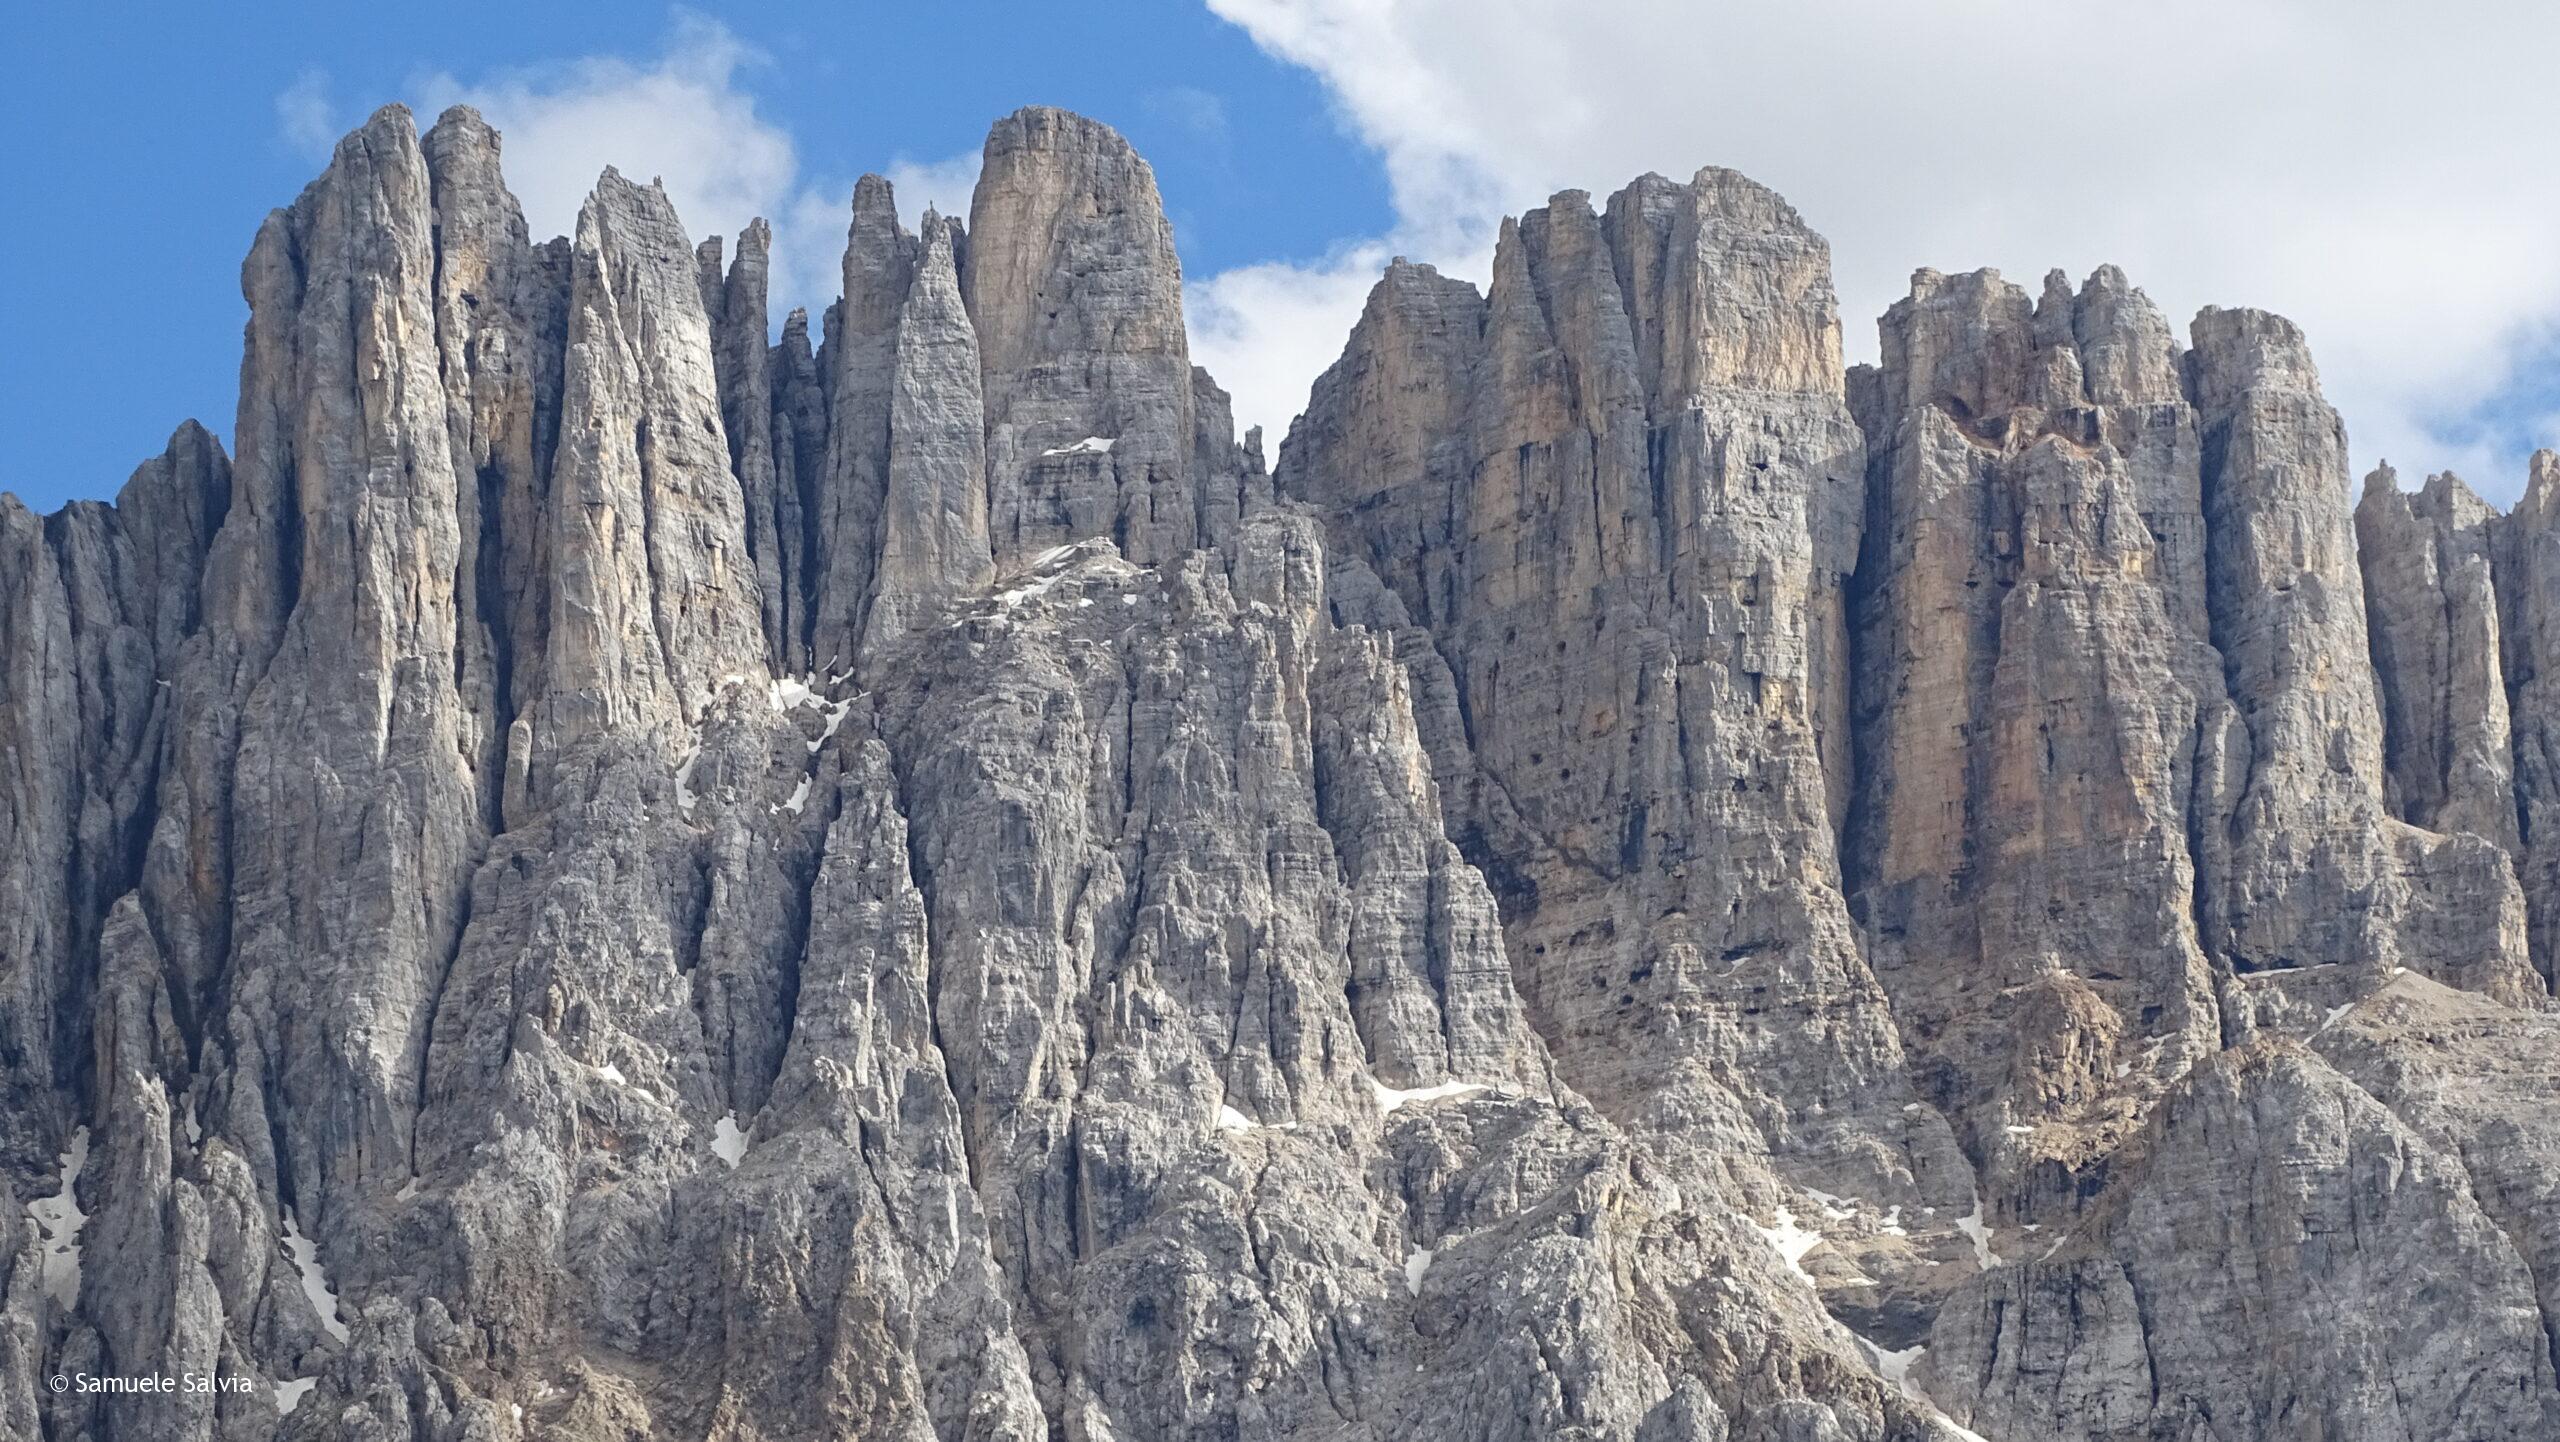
left=5, top=100, right=2559, bottom=1442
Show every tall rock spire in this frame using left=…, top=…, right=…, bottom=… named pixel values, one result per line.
left=518, top=166, right=763, bottom=800
left=863, top=210, right=992, bottom=651
left=205, top=103, right=490, bottom=1223
left=966, top=106, right=1202, bottom=566
left=810, top=173, right=916, bottom=672
left=2190, top=307, right=2536, bottom=1008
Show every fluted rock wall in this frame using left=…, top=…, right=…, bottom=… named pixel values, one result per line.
left=4, top=95, right=2558, bottom=1442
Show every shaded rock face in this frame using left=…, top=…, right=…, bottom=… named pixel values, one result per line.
left=2358, top=448, right=2560, bottom=991
left=4, top=100, right=2559, bottom=1442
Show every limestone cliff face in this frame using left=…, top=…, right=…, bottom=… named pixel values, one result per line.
left=4, top=99, right=2559, bottom=1442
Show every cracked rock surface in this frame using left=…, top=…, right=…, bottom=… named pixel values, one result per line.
left=5, top=100, right=2559, bottom=1442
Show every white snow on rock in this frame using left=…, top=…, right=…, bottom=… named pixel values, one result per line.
left=1801, top=1187, right=1857, bottom=1220
left=594, top=1062, right=628, bottom=1086
left=280, top=1210, right=350, bottom=1343
left=774, top=776, right=812, bottom=815
left=1041, top=436, right=1115, bottom=457
left=274, top=1377, right=317, bottom=1415
left=992, top=571, right=1072, bottom=608
left=712, top=1113, right=749, bottom=1167
left=1866, top=1337, right=1925, bottom=1394
left=1752, top=1204, right=1824, bottom=1282
left=1404, top=1247, right=1434, bottom=1296
left=1370, top=1077, right=1487, bottom=1114
left=810, top=697, right=852, bottom=753
left=26, top=1127, right=89, bottom=1308
left=674, top=747, right=703, bottom=813
left=1216, top=1103, right=1257, bottom=1132
left=1954, top=1194, right=1999, bottom=1270
left=1859, top=1335, right=1988, bottom=1441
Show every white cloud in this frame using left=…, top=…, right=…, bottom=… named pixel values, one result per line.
left=1202, top=0, right=2560, bottom=499
left=276, top=69, right=339, bottom=161
left=882, top=150, right=984, bottom=231
left=395, top=20, right=993, bottom=345
left=1191, top=237, right=1488, bottom=452
left=410, top=14, right=854, bottom=333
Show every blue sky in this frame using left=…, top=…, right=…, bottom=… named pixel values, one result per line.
left=6, top=1, right=2555, bottom=516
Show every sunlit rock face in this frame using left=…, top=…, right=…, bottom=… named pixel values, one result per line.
left=4, top=97, right=2557, bottom=1442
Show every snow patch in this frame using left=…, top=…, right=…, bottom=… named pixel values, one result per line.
left=1860, top=1336, right=1989, bottom=1442
left=674, top=747, right=703, bottom=813
left=774, top=776, right=811, bottom=815
left=1954, top=1195, right=1999, bottom=1270
left=1041, top=436, right=1115, bottom=457
left=712, top=1113, right=749, bottom=1168
left=1370, top=1076, right=1487, bottom=1114
left=1867, top=1337, right=1925, bottom=1393
left=1215, top=1103, right=1297, bottom=1133
left=1404, top=1247, right=1434, bottom=1296
left=1752, top=1205, right=1824, bottom=1282
left=2003, top=1124, right=2034, bottom=1135
left=1801, top=1187, right=1856, bottom=1220
left=26, top=1127, right=88, bottom=1308
left=274, top=1377, right=317, bottom=1415
left=595, top=1062, right=628, bottom=1086
left=808, top=692, right=854, bottom=753
left=280, top=1210, right=350, bottom=1343
left=992, top=571, right=1072, bottom=608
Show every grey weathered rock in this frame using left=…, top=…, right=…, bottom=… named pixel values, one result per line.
left=6, top=97, right=2560, bottom=1442
left=2356, top=466, right=2517, bottom=846
left=968, top=107, right=1208, bottom=568
left=2500, top=449, right=2560, bottom=985
left=1928, top=1036, right=2560, bottom=1441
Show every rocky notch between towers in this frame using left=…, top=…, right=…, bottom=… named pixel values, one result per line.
left=4, top=100, right=2558, bottom=1442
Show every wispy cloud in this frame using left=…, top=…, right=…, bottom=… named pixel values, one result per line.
left=275, top=69, right=339, bottom=161
left=1147, top=85, right=1231, bottom=145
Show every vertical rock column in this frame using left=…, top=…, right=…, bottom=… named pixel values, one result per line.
left=2500, top=451, right=2560, bottom=982
left=1287, top=171, right=1930, bottom=1195
left=2355, top=466, right=2518, bottom=847
left=422, top=105, right=561, bottom=822
left=862, top=211, right=993, bottom=652
left=516, top=165, right=765, bottom=802
left=1847, top=267, right=2225, bottom=1177
left=809, top=174, right=916, bottom=673
left=213, top=104, right=490, bottom=1216
left=966, top=106, right=1203, bottom=567
left=2191, top=308, right=2537, bottom=1006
